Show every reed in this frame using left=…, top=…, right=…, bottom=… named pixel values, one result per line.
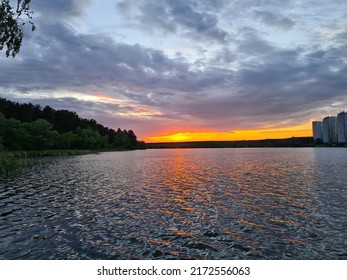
left=25, top=149, right=92, bottom=157
left=0, top=152, right=31, bottom=176
left=0, top=152, right=19, bottom=176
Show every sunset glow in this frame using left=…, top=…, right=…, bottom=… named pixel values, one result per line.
left=145, top=124, right=312, bottom=143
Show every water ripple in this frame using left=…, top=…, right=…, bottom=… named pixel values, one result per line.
left=0, top=148, right=346, bottom=259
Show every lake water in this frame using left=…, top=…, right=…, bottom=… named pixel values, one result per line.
left=0, top=148, right=346, bottom=260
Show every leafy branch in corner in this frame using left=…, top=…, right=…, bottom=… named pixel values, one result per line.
left=0, top=0, right=35, bottom=57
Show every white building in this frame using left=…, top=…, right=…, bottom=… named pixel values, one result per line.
left=337, top=112, right=347, bottom=143
left=312, top=121, right=323, bottom=143
left=322, top=116, right=337, bottom=143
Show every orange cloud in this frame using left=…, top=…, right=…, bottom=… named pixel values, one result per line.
left=89, top=92, right=120, bottom=103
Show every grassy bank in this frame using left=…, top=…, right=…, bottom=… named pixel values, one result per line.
left=25, top=149, right=93, bottom=157
left=0, top=152, right=32, bottom=176
left=0, top=148, right=144, bottom=176
left=0, top=150, right=92, bottom=176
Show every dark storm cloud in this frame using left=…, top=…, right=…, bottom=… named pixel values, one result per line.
left=165, top=41, right=347, bottom=130
left=233, top=46, right=347, bottom=125
left=254, top=10, right=295, bottom=30
left=235, top=28, right=276, bottom=58
left=2, top=15, right=347, bottom=132
left=0, top=20, right=185, bottom=91
left=334, top=30, right=347, bottom=42
left=234, top=27, right=301, bottom=66
left=235, top=0, right=292, bottom=9
left=19, top=96, right=130, bottom=118
left=0, top=15, right=236, bottom=97
left=212, top=48, right=235, bottom=64
left=117, top=0, right=229, bottom=43
left=31, top=0, right=92, bottom=18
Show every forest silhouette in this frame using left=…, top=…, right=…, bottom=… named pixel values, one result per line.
left=0, top=97, right=145, bottom=151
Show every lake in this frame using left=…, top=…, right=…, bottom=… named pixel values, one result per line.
left=0, top=148, right=346, bottom=259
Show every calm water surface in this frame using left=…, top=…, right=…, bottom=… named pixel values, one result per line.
left=0, top=148, right=346, bottom=259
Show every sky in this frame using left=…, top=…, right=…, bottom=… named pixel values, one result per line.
left=1, top=0, right=347, bottom=142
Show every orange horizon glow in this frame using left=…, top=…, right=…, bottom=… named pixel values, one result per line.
left=144, top=124, right=312, bottom=143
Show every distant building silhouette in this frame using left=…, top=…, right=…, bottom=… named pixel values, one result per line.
left=337, top=112, right=347, bottom=143
left=312, top=121, right=323, bottom=143
left=313, top=111, right=347, bottom=144
left=322, top=116, right=337, bottom=143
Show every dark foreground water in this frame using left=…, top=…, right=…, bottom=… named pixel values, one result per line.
left=0, top=148, right=346, bottom=260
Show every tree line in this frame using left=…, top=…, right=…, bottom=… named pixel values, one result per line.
left=146, top=137, right=314, bottom=149
left=0, top=98, right=145, bottom=151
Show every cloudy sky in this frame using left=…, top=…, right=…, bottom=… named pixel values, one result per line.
left=1, top=0, right=347, bottom=142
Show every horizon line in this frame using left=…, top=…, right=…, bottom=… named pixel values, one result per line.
left=145, top=136, right=313, bottom=144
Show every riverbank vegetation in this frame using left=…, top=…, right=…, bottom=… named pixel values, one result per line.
left=0, top=151, right=32, bottom=176
left=0, top=150, right=98, bottom=176
left=0, top=98, right=145, bottom=175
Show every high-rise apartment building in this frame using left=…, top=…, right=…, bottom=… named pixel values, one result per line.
left=322, top=116, right=337, bottom=143
left=337, top=111, right=347, bottom=143
left=312, top=121, right=323, bottom=143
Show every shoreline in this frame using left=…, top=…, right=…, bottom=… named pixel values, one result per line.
left=145, top=137, right=315, bottom=149
left=145, top=137, right=347, bottom=149
left=0, top=148, right=145, bottom=176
